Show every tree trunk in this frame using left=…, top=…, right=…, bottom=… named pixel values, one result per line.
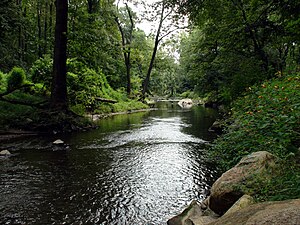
left=142, top=40, right=159, bottom=97
left=142, top=3, right=165, bottom=98
left=17, top=0, right=22, bottom=61
left=49, top=0, right=53, bottom=39
left=115, top=3, right=134, bottom=96
left=37, top=0, right=42, bottom=57
left=44, top=0, right=48, bottom=54
left=50, top=0, right=68, bottom=110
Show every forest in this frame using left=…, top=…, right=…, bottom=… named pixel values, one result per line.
left=1, top=0, right=299, bottom=123
left=1, top=0, right=300, bottom=205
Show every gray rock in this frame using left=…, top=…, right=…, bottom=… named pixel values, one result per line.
left=0, top=150, right=11, bottom=155
left=224, top=194, right=254, bottom=216
left=209, top=151, right=276, bottom=215
left=207, top=198, right=300, bottom=225
left=168, top=200, right=217, bottom=225
left=53, top=139, right=64, bottom=145
left=178, top=99, right=193, bottom=109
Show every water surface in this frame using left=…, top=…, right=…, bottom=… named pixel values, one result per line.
left=1, top=103, right=219, bottom=224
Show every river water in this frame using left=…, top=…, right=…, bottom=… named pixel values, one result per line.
left=1, top=102, right=219, bottom=225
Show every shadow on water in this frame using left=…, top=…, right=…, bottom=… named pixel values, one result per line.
left=0, top=103, right=219, bottom=225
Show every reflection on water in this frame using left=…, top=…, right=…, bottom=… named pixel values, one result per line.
left=0, top=104, right=219, bottom=224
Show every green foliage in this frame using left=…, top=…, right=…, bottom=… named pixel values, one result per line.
left=70, top=104, right=86, bottom=116
left=240, top=159, right=300, bottom=202
left=7, top=67, right=27, bottom=90
left=68, top=0, right=125, bottom=89
left=0, top=71, right=6, bottom=91
left=150, top=50, right=179, bottom=97
left=0, top=101, right=34, bottom=129
left=112, top=100, right=148, bottom=113
left=211, top=71, right=300, bottom=170
left=177, top=0, right=300, bottom=104
left=29, top=55, right=53, bottom=91
left=0, top=91, right=43, bottom=128
left=179, top=90, right=198, bottom=99
left=67, top=59, right=125, bottom=110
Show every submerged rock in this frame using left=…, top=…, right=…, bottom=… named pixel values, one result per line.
left=209, top=151, right=276, bottom=215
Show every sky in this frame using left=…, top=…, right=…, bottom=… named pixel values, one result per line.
left=117, top=0, right=187, bottom=60
left=118, top=0, right=166, bottom=35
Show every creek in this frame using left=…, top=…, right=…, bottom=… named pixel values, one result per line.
left=0, top=102, right=219, bottom=224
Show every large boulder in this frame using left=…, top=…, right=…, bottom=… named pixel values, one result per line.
left=209, top=151, right=276, bottom=215
left=207, top=198, right=300, bottom=225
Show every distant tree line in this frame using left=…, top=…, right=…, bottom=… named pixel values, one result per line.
left=173, top=0, right=300, bottom=103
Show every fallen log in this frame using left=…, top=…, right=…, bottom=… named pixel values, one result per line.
left=94, top=97, right=117, bottom=103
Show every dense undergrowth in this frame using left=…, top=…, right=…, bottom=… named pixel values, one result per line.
left=0, top=61, right=148, bottom=132
left=210, top=70, right=300, bottom=201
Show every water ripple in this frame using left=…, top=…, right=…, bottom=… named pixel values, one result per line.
left=0, top=107, right=219, bottom=224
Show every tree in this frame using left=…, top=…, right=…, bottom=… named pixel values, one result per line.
left=114, top=2, right=135, bottom=96
left=150, top=49, right=179, bottom=97
left=67, top=0, right=124, bottom=89
left=0, top=0, right=21, bottom=71
left=173, top=0, right=300, bottom=103
left=141, top=0, right=187, bottom=98
left=50, top=0, right=68, bottom=110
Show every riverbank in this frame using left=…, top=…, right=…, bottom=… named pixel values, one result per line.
left=167, top=72, right=300, bottom=224
left=168, top=151, right=300, bottom=225
left=86, top=107, right=158, bottom=121
left=208, top=72, right=300, bottom=202
left=0, top=104, right=156, bottom=143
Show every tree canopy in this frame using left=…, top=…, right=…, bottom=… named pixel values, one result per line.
left=1, top=0, right=299, bottom=118
left=175, top=0, right=300, bottom=103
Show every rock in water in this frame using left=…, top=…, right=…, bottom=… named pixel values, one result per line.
left=167, top=200, right=217, bottom=225
left=178, top=99, right=193, bottom=109
left=53, top=139, right=64, bottom=145
left=0, top=150, right=11, bottom=155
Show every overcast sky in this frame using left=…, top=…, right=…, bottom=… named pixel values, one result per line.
left=117, top=0, right=161, bottom=35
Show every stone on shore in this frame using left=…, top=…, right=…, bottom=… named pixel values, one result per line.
left=167, top=200, right=217, bottom=225
left=224, top=194, right=254, bottom=216
left=167, top=151, right=299, bottom=225
left=207, top=198, right=300, bottom=225
left=209, top=151, right=276, bottom=215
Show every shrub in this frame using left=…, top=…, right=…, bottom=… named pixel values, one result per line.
left=7, top=67, right=26, bottom=90
left=211, top=72, right=300, bottom=170
left=112, top=100, right=148, bottom=113
left=66, top=59, right=126, bottom=111
left=0, top=71, right=7, bottom=91
left=29, top=55, right=53, bottom=90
